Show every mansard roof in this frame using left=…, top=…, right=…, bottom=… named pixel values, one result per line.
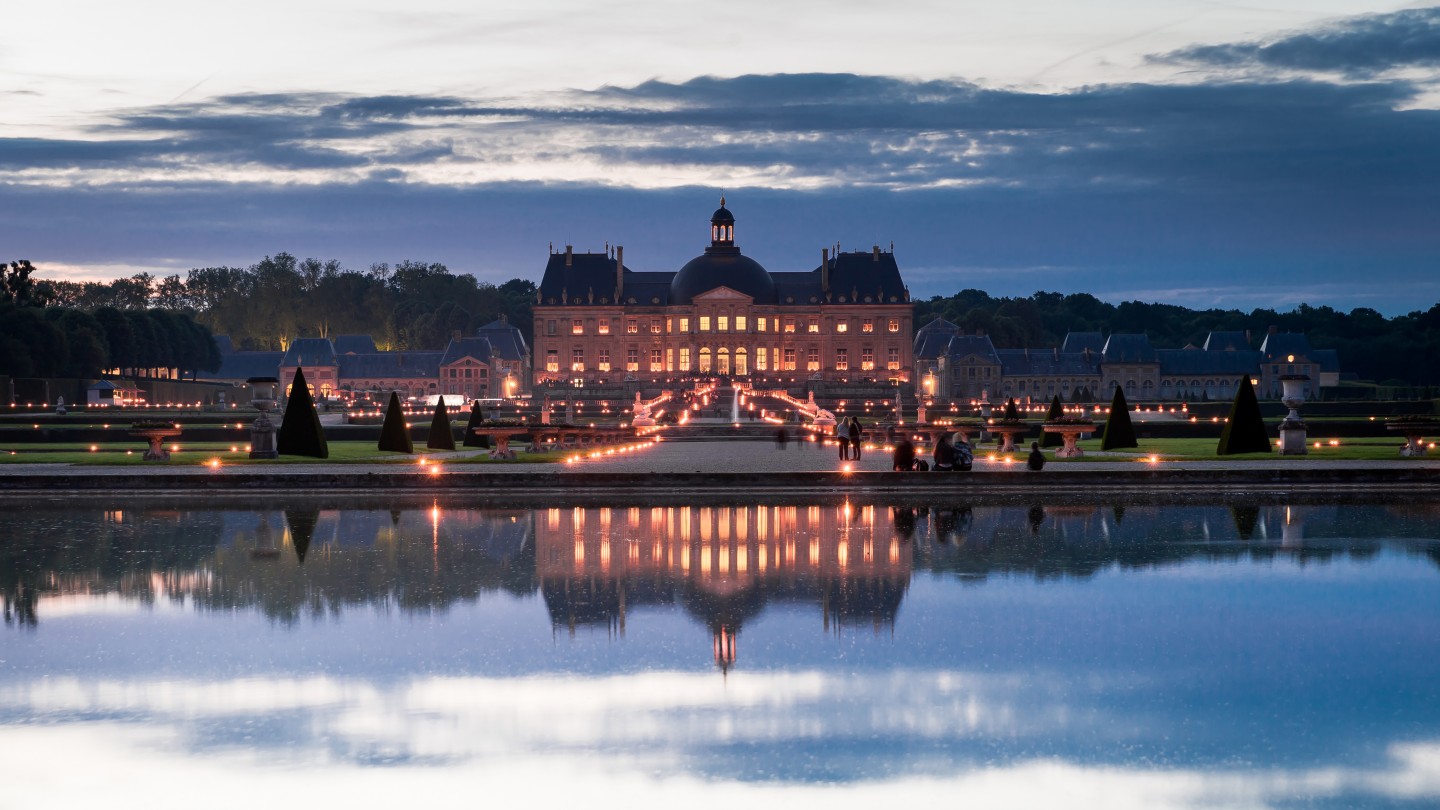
left=333, top=335, right=379, bottom=354
left=823, top=250, right=907, bottom=305
left=1202, top=331, right=1251, bottom=352
left=440, top=337, right=494, bottom=367
left=337, top=351, right=442, bottom=379
left=1060, top=332, right=1105, bottom=354
left=914, top=317, right=962, bottom=360
left=1156, top=349, right=1262, bottom=377
left=996, top=349, right=1101, bottom=377
left=476, top=318, right=529, bottom=361
left=538, top=251, right=631, bottom=306
left=943, top=334, right=1000, bottom=365
left=1101, top=334, right=1158, bottom=363
left=1311, top=349, right=1340, bottom=373
left=1259, top=331, right=1315, bottom=361
left=281, top=338, right=337, bottom=368
left=213, top=351, right=282, bottom=381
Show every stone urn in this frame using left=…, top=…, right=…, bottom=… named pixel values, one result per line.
left=247, top=376, right=280, bottom=459
left=1277, top=375, right=1309, bottom=455
left=992, top=420, right=1025, bottom=453
left=129, top=425, right=182, bottom=461
left=1041, top=420, right=1094, bottom=459
left=1386, top=418, right=1440, bottom=457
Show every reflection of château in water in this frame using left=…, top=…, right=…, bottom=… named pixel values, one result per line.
left=5, top=499, right=1440, bottom=630
left=535, top=504, right=912, bottom=670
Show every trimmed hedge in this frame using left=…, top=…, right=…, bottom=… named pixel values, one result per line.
left=462, top=402, right=487, bottom=448
left=427, top=399, right=456, bottom=450
left=276, top=367, right=329, bottom=458
left=1041, top=394, right=1064, bottom=447
left=1218, top=375, right=1272, bottom=455
left=1101, top=386, right=1138, bottom=450
left=378, top=391, right=413, bottom=453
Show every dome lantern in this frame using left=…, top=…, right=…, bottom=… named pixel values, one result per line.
left=710, top=195, right=735, bottom=248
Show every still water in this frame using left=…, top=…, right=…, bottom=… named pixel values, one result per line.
left=2, top=494, right=1438, bottom=809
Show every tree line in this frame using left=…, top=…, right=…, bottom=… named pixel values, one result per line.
left=36, top=253, right=537, bottom=353
left=1, top=260, right=221, bottom=379
left=915, top=289, right=1440, bottom=386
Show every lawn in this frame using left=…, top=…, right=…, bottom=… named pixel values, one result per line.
left=1059, top=436, right=1415, bottom=462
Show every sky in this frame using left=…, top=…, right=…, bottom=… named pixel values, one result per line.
left=2, top=1, right=1438, bottom=315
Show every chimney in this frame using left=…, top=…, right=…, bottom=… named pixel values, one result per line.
left=615, top=245, right=624, bottom=299
left=821, top=247, right=830, bottom=293
left=872, top=245, right=880, bottom=262
left=565, top=245, right=573, bottom=267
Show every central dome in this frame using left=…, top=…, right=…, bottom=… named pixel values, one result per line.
left=670, top=252, right=775, bottom=305
left=669, top=198, right=776, bottom=305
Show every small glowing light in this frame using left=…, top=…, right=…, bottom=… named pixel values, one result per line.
left=841, top=462, right=853, bottom=473
left=244, top=445, right=252, bottom=452
left=1315, top=441, right=1323, bottom=448
left=1003, top=456, right=1013, bottom=464
left=1329, top=440, right=1339, bottom=446
left=170, top=444, right=180, bottom=452
left=209, top=459, right=221, bottom=469
left=1148, top=456, right=1159, bottom=463
left=125, top=450, right=132, bottom=455
left=89, top=445, right=98, bottom=452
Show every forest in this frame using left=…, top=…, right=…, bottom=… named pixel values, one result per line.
left=6, top=254, right=1440, bottom=386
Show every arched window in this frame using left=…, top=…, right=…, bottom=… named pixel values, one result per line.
left=699, top=347, right=712, bottom=373
left=717, top=347, right=731, bottom=375
left=735, top=347, right=749, bottom=376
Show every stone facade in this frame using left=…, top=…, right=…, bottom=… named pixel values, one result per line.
left=531, top=201, right=913, bottom=391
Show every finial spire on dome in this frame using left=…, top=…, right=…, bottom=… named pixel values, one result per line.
left=720, top=191, right=726, bottom=207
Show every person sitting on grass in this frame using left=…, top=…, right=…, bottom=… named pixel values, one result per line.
left=933, top=433, right=956, bottom=472
left=892, top=437, right=916, bottom=471
left=1027, top=441, right=1046, bottom=471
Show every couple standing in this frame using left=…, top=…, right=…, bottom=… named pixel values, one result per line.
left=836, top=416, right=864, bottom=460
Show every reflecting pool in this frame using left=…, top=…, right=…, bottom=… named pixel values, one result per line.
left=3, top=495, right=1439, bottom=809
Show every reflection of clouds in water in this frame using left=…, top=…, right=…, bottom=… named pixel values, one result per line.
left=0, top=722, right=1436, bottom=810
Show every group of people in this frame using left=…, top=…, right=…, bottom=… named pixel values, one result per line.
left=834, top=417, right=865, bottom=460
left=891, top=433, right=1048, bottom=472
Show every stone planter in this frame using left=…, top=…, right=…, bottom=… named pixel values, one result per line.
left=470, top=427, right=529, bottom=460
left=129, top=428, right=182, bottom=461
left=1386, top=422, right=1440, bottom=457
left=992, top=422, right=1025, bottom=453
left=1041, top=423, right=1093, bottom=459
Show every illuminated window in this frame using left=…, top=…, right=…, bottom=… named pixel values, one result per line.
left=718, top=315, right=729, bottom=332
left=888, top=318, right=900, bottom=333
left=626, top=348, right=639, bottom=371
left=626, top=318, right=638, bottom=335
left=807, top=317, right=819, bottom=334
left=666, top=318, right=673, bottom=334
left=650, top=348, right=663, bottom=372
left=758, top=317, right=767, bottom=332
left=836, top=321, right=848, bottom=333
left=598, top=349, right=610, bottom=372
left=757, top=347, right=768, bottom=371
left=887, top=347, right=900, bottom=371
left=650, top=320, right=662, bottom=334
left=783, top=318, right=796, bottom=334
left=735, top=347, right=748, bottom=375
left=807, top=347, right=819, bottom=371
left=699, top=347, right=712, bottom=373
left=735, top=316, right=747, bottom=332
left=862, top=318, right=874, bottom=333
left=571, top=319, right=583, bottom=335
left=679, top=317, right=690, bottom=333
left=835, top=348, right=848, bottom=370
left=546, top=350, right=559, bottom=372
left=571, top=348, right=585, bottom=372
left=598, top=320, right=610, bottom=335
left=783, top=348, right=796, bottom=370
left=680, top=347, right=691, bottom=371
left=666, top=347, right=674, bottom=371
left=861, top=346, right=874, bottom=371
left=700, top=316, right=711, bottom=332
left=717, top=347, right=730, bottom=375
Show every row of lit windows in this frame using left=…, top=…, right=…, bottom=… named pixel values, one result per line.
left=544, top=346, right=902, bottom=373
left=444, top=367, right=489, bottom=378
left=557, top=316, right=903, bottom=336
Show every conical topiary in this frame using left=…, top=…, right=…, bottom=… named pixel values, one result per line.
left=276, top=366, right=329, bottom=458
left=462, top=401, right=487, bottom=448
left=427, top=398, right=456, bottom=450
left=378, top=391, right=414, bottom=453
left=1041, top=394, right=1064, bottom=447
left=285, top=508, right=319, bottom=564
left=1217, top=375, right=1271, bottom=455
left=1003, top=398, right=1019, bottom=421
left=1101, top=385, right=1138, bottom=450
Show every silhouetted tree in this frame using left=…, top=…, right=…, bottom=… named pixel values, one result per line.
left=277, top=367, right=329, bottom=458
left=1101, top=386, right=1138, bottom=450
left=378, top=391, right=413, bottom=453
left=1217, top=376, right=1271, bottom=455
left=426, top=399, right=456, bottom=450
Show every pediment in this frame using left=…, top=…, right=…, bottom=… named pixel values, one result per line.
left=691, top=286, right=754, bottom=302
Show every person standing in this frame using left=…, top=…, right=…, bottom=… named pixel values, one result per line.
left=848, top=416, right=863, bottom=461
left=835, top=423, right=849, bottom=460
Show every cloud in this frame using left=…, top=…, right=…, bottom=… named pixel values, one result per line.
left=1155, top=7, right=1440, bottom=77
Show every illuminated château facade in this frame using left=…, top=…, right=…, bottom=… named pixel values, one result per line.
left=531, top=200, right=914, bottom=390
